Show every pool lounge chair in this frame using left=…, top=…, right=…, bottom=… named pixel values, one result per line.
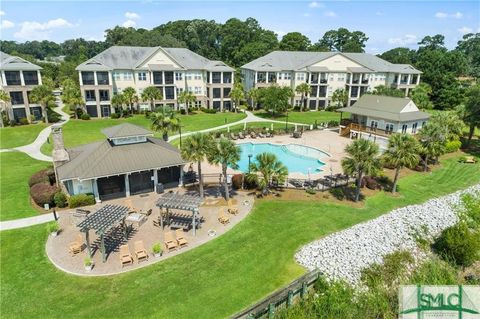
left=175, top=229, right=188, bottom=248
left=218, top=208, right=230, bottom=224
left=164, top=231, right=178, bottom=252
left=134, top=240, right=149, bottom=263
left=119, top=244, right=134, bottom=267
left=258, top=132, right=266, bottom=138
left=227, top=199, right=239, bottom=215
left=238, top=131, right=246, bottom=139
left=250, top=131, right=257, bottom=139
left=69, top=234, right=83, bottom=255
left=230, top=132, right=238, bottom=140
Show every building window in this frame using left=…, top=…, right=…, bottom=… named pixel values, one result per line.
left=223, top=72, right=232, bottom=83
left=386, top=123, right=394, bottom=134
left=176, top=87, right=184, bottom=95
left=164, top=72, right=174, bottom=84
left=212, top=72, right=221, bottom=84
left=257, top=72, right=266, bottom=83
left=213, top=101, right=221, bottom=110
left=5, top=71, right=21, bottom=85
left=123, top=72, right=133, bottom=81
left=194, top=87, right=202, bottom=95
left=113, top=72, right=122, bottom=81
left=267, top=72, right=276, bottom=83
left=23, top=71, right=39, bottom=85
left=294, top=99, right=301, bottom=107
left=296, top=73, right=306, bottom=81
left=223, top=87, right=231, bottom=97
left=311, top=73, right=319, bottom=84
left=175, top=72, right=183, bottom=81
left=186, top=72, right=192, bottom=80
left=319, top=86, right=327, bottom=98
left=99, top=90, right=109, bottom=101
left=401, top=124, right=408, bottom=134
left=412, top=122, right=418, bottom=134
left=153, top=72, right=163, bottom=85
left=212, top=88, right=221, bottom=99
left=9, top=91, right=24, bottom=105
left=319, top=73, right=327, bottom=84
left=309, top=100, right=317, bottom=110
left=350, top=87, right=359, bottom=98
left=195, top=100, right=202, bottom=108
left=410, top=74, right=418, bottom=84
left=138, top=72, right=147, bottom=81
left=82, top=72, right=95, bottom=85
left=194, top=72, right=202, bottom=80
left=96, top=72, right=109, bottom=85
left=85, top=90, right=96, bottom=102
left=370, top=120, right=378, bottom=130
left=164, top=86, right=175, bottom=100
left=223, top=100, right=232, bottom=110
left=310, top=86, right=318, bottom=97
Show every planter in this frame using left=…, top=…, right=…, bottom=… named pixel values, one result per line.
left=153, top=252, right=162, bottom=258
left=84, top=264, right=94, bottom=272
left=50, top=231, right=59, bottom=237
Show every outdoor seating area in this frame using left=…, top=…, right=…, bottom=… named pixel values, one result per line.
left=46, top=190, right=253, bottom=275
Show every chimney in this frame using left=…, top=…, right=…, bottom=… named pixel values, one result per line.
left=52, top=125, right=69, bottom=163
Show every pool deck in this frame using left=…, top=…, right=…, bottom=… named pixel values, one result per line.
left=201, top=129, right=351, bottom=180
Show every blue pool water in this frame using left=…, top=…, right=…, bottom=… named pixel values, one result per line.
left=234, top=143, right=328, bottom=175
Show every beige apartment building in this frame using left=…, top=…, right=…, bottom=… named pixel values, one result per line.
left=0, top=51, right=43, bottom=123
left=76, top=46, right=235, bottom=117
left=241, top=51, right=421, bottom=110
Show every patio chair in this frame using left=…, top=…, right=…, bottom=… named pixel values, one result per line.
left=175, top=229, right=188, bottom=248
left=227, top=199, right=239, bottom=215
left=140, top=209, right=152, bottom=217
left=230, top=132, right=238, bottom=140
left=68, top=234, right=83, bottom=255
left=250, top=131, right=257, bottom=139
left=258, top=132, right=266, bottom=138
left=266, top=131, right=273, bottom=138
left=134, top=240, right=149, bottom=263
left=465, top=156, right=476, bottom=163
left=164, top=231, right=178, bottom=252
left=218, top=208, right=230, bottom=224
left=238, top=131, right=246, bottom=139
left=119, top=244, right=134, bottom=267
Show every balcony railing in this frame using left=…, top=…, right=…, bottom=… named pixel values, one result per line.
left=349, top=123, right=393, bottom=137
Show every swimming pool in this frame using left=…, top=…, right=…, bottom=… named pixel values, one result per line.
left=234, top=143, right=328, bottom=175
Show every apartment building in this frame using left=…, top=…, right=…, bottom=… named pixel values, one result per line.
left=241, top=51, right=421, bottom=110
left=0, top=51, right=43, bottom=123
left=76, top=46, right=234, bottom=117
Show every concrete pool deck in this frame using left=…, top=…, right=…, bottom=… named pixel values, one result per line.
left=201, top=129, right=351, bottom=180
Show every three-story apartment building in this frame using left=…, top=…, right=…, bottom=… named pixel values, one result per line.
left=76, top=46, right=234, bottom=117
left=0, top=51, right=43, bottom=123
left=241, top=51, right=421, bottom=110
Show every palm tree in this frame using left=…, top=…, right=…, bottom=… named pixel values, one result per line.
left=229, top=83, right=245, bottom=112
left=111, top=94, right=125, bottom=116
left=383, top=133, right=421, bottom=193
left=418, top=122, right=446, bottom=171
left=150, top=110, right=180, bottom=141
left=141, top=86, right=162, bottom=111
left=61, top=81, right=83, bottom=119
left=122, top=87, right=138, bottom=112
left=181, top=133, right=213, bottom=198
left=207, top=138, right=241, bottom=201
left=430, top=111, right=464, bottom=141
left=29, top=85, right=55, bottom=124
left=341, top=139, right=381, bottom=202
left=246, top=152, right=288, bottom=195
left=177, top=91, right=196, bottom=115
left=462, top=84, right=480, bottom=144
left=247, top=88, right=259, bottom=110
left=295, top=83, right=311, bottom=112
left=0, top=89, right=11, bottom=128
left=331, top=88, right=348, bottom=108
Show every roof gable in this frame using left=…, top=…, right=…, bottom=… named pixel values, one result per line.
left=136, top=47, right=184, bottom=70
left=101, top=123, right=152, bottom=139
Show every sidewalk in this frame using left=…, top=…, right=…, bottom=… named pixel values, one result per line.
left=0, top=213, right=55, bottom=231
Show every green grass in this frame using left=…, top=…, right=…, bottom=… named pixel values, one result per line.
left=0, top=152, right=50, bottom=221
left=0, top=123, right=48, bottom=149
left=1, top=155, right=479, bottom=318
left=41, top=112, right=246, bottom=155
left=254, top=110, right=343, bottom=125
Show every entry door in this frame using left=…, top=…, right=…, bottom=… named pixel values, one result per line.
left=101, top=105, right=111, bottom=117
left=129, top=171, right=154, bottom=195
left=98, top=176, right=126, bottom=200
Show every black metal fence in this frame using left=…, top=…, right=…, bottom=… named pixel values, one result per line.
left=230, top=269, right=321, bottom=319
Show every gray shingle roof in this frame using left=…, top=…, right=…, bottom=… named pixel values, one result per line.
left=76, top=46, right=234, bottom=72
left=101, top=123, right=152, bottom=139
left=0, top=51, right=42, bottom=71
left=338, top=95, right=430, bottom=122
left=241, top=51, right=421, bottom=74
left=57, top=136, right=186, bottom=181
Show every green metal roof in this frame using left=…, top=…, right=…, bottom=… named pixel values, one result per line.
left=101, top=123, right=152, bottom=139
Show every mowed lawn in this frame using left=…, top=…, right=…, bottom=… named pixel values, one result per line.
left=0, top=123, right=47, bottom=149
left=254, top=110, right=343, bottom=125
left=1, top=155, right=479, bottom=318
left=41, top=112, right=246, bottom=155
left=0, top=152, right=50, bottom=221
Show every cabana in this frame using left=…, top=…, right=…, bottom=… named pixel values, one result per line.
left=77, top=204, right=130, bottom=262
left=155, top=193, right=203, bottom=236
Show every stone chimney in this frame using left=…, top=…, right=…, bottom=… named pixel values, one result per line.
left=52, top=125, right=69, bottom=164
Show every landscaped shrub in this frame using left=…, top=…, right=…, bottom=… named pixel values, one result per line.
left=327, top=120, right=339, bottom=127
left=433, top=223, right=480, bottom=267
left=110, top=112, right=120, bottom=119
left=75, top=108, right=84, bottom=118
left=200, top=107, right=216, bottom=114
left=28, top=168, right=55, bottom=187
left=231, top=174, right=243, bottom=189
left=361, top=176, right=379, bottom=190
left=19, top=117, right=29, bottom=125
left=306, top=187, right=316, bottom=195
left=54, top=191, right=68, bottom=208
left=80, top=113, right=91, bottom=120
left=68, top=193, right=95, bottom=208
left=329, top=187, right=346, bottom=200
left=445, top=140, right=462, bottom=153
left=30, top=183, right=59, bottom=207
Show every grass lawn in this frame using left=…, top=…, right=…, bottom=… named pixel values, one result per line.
left=1, top=155, right=479, bottom=318
left=0, top=123, right=48, bottom=149
left=254, top=110, right=343, bottom=125
left=0, top=152, right=50, bottom=221
left=41, top=112, right=246, bottom=155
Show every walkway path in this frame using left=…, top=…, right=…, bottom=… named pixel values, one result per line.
left=0, top=213, right=55, bottom=231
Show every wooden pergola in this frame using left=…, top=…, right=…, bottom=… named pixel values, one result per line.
left=77, top=204, right=130, bottom=262
left=156, top=193, right=203, bottom=236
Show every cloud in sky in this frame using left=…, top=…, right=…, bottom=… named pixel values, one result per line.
left=122, top=20, right=137, bottom=28
left=308, top=1, right=324, bottom=8
left=0, top=10, right=5, bottom=16
left=1, top=20, right=15, bottom=29
left=324, top=11, right=337, bottom=18
left=458, top=26, right=473, bottom=34
left=125, top=12, right=140, bottom=20
left=435, top=11, right=463, bottom=19
left=14, top=18, right=73, bottom=40
left=388, top=34, right=417, bottom=46
left=122, top=11, right=140, bottom=28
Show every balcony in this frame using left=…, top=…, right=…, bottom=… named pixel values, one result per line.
left=97, top=72, right=109, bottom=85
left=5, top=71, right=21, bottom=86
left=23, top=71, right=39, bottom=85
left=342, top=121, right=393, bottom=138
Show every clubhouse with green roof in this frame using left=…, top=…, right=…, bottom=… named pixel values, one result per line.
left=53, top=123, right=187, bottom=202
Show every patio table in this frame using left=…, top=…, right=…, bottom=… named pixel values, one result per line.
left=126, top=213, right=146, bottom=228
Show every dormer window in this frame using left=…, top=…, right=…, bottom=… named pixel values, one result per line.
left=111, top=135, right=147, bottom=145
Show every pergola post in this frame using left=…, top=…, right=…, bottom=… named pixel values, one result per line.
left=122, top=218, right=128, bottom=240
left=192, top=210, right=196, bottom=236
left=85, top=230, right=92, bottom=258
left=100, top=233, right=106, bottom=263
left=159, top=206, right=164, bottom=229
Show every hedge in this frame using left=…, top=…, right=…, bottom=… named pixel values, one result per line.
left=68, top=194, right=96, bottom=208
left=30, top=183, right=59, bottom=207
left=28, top=168, right=55, bottom=187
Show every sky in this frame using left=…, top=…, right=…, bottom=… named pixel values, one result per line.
left=0, top=0, right=479, bottom=54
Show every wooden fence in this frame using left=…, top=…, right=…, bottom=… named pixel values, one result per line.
left=230, top=269, right=321, bottom=319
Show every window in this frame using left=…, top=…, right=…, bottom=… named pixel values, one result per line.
left=296, top=73, right=306, bottom=81
left=257, top=72, right=266, bottom=83
left=350, top=86, right=359, bottom=98
left=213, top=101, right=221, bottom=110
left=319, top=73, right=327, bottom=84
left=223, top=101, right=232, bottom=110
left=309, top=100, right=317, bottom=110
left=9, top=91, right=24, bottom=105
left=361, top=74, right=369, bottom=84
left=164, top=72, right=174, bottom=84
left=385, top=123, right=394, bottom=134
left=194, top=72, right=202, bottom=80
left=153, top=72, right=163, bottom=85
left=176, top=87, right=184, bottom=95
left=352, top=74, right=360, bottom=84
left=370, top=120, right=378, bottom=130
left=194, top=87, right=202, bottom=95
left=23, top=71, right=38, bottom=85
left=319, top=86, right=327, bottom=97
left=212, top=72, right=221, bottom=84
left=213, top=88, right=221, bottom=98
left=223, top=87, right=231, bottom=97
left=97, top=72, right=109, bottom=85
left=123, top=72, right=133, bottom=81
left=411, top=74, right=418, bottom=84
left=283, top=72, right=291, bottom=80
left=5, top=71, right=21, bottom=85
left=267, top=72, right=276, bottom=83
left=99, top=90, right=109, bottom=101
left=294, top=99, right=301, bottom=107
left=195, top=101, right=202, bottom=108
left=175, top=72, right=183, bottom=81
left=311, top=73, right=319, bottom=84
left=164, top=86, right=175, bottom=100
left=401, top=124, right=408, bottom=134
left=138, top=72, right=147, bottom=81
left=113, top=72, right=122, bottom=81
left=82, top=72, right=95, bottom=85
left=310, top=86, right=318, bottom=97
left=412, top=122, right=418, bottom=134
left=223, top=72, right=232, bottom=83
left=85, top=90, right=96, bottom=102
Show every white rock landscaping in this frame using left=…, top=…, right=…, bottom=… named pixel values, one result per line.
left=295, top=184, right=480, bottom=285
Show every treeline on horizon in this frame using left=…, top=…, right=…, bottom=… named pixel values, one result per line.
left=1, top=17, right=479, bottom=110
